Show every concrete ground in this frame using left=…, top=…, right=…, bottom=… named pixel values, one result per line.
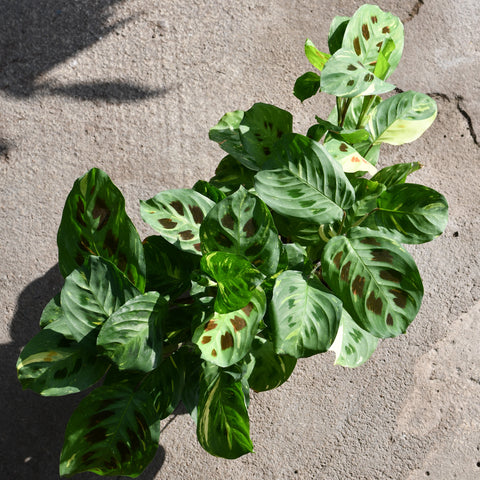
left=1, top=1, right=479, bottom=479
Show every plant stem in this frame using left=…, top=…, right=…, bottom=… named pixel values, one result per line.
left=349, top=208, right=379, bottom=230
left=318, top=225, right=330, bottom=243
left=356, top=95, right=376, bottom=129
left=338, top=211, right=347, bottom=235
left=339, top=98, right=352, bottom=128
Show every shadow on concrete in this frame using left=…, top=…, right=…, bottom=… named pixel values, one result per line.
left=0, top=264, right=168, bottom=479
left=0, top=0, right=163, bottom=103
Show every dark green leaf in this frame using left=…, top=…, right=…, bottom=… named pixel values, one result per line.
left=328, top=16, right=350, bottom=54
left=370, top=162, right=422, bottom=187
left=209, top=155, right=255, bottom=194
left=321, top=227, right=423, bottom=338
left=248, top=337, right=296, bottom=392
left=201, top=251, right=265, bottom=313
left=97, top=292, right=167, bottom=372
left=294, top=71, right=320, bottom=102
left=57, top=168, right=146, bottom=291
left=61, top=256, right=140, bottom=342
left=270, top=270, right=342, bottom=358
left=192, top=288, right=266, bottom=368
left=284, top=243, right=313, bottom=273
left=197, top=370, right=253, bottom=459
left=143, top=235, right=197, bottom=298
left=329, top=309, right=379, bottom=367
left=254, top=134, right=355, bottom=225
left=39, top=293, right=63, bottom=328
left=17, top=327, right=108, bottom=396
left=366, top=183, right=449, bottom=244
left=345, top=178, right=386, bottom=226
left=192, top=180, right=226, bottom=203
left=140, top=188, right=215, bottom=255
left=200, top=186, right=282, bottom=276
left=59, top=385, right=159, bottom=477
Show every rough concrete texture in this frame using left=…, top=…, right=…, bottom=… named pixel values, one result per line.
left=1, top=1, right=479, bottom=479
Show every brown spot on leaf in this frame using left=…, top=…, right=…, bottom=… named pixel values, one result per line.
left=194, top=243, right=202, bottom=252
left=201, top=336, right=212, bottom=344
left=371, top=249, right=393, bottom=264
left=159, top=218, right=177, bottom=229
left=205, top=319, right=218, bottom=331
left=75, top=252, right=85, bottom=266
left=352, top=275, right=365, bottom=297
left=364, top=73, right=374, bottom=82
left=231, top=315, right=247, bottom=332
left=221, top=213, right=235, bottom=230
left=380, top=269, right=401, bottom=283
left=179, top=230, right=194, bottom=240
left=339, top=143, right=348, bottom=152
left=333, top=251, right=343, bottom=269
left=362, top=23, right=370, bottom=40
left=341, top=261, right=351, bottom=282
left=360, top=237, right=381, bottom=246
left=242, top=302, right=254, bottom=317
left=117, top=441, right=130, bottom=464
left=243, top=218, right=258, bottom=238
left=85, top=427, right=107, bottom=444
left=79, top=236, right=95, bottom=255
left=382, top=26, right=390, bottom=34
left=386, top=313, right=394, bottom=326
left=88, top=410, right=115, bottom=428
left=371, top=15, right=378, bottom=23
left=366, top=291, right=383, bottom=315
left=376, top=41, right=383, bottom=52
left=103, top=230, right=119, bottom=256
left=76, top=199, right=86, bottom=227
left=170, top=200, right=184, bottom=216
left=353, top=37, right=361, bottom=56
left=245, top=243, right=262, bottom=256
left=92, top=197, right=110, bottom=229
left=211, top=349, right=217, bottom=357
left=390, top=288, right=408, bottom=308
left=221, top=332, right=234, bottom=350
left=347, top=64, right=358, bottom=71
left=81, top=451, right=95, bottom=464
left=263, top=146, right=272, bottom=156
left=347, top=79, right=355, bottom=87
left=189, top=205, right=204, bottom=224
left=216, top=232, right=233, bottom=248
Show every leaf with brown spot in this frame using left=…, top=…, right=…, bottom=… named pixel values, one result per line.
left=193, top=288, right=266, bottom=368
left=321, top=227, right=423, bottom=339
left=58, top=168, right=146, bottom=292
left=60, top=384, right=159, bottom=477
left=140, top=188, right=215, bottom=256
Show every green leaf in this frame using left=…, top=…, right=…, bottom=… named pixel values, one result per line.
left=371, top=162, right=422, bottom=187
left=209, top=155, right=255, bottom=194
left=209, top=103, right=293, bottom=171
left=61, top=256, right=140, bottom=342
left=17, top=327, right=108, bottom=396
left=143, top=235, right=197, bottom=298
left=321, top=227, right=423, bottom=338
left=304, top=39, right=331, bottom=70
left=200, top=186, right=282, bottom=276
left=197, top=369, right=253, bottom=459
left=324, top=138, right=377, bottom=175
left=201, top=252, right=265, bottom=314
left=272, top=212, right=322, bottom=246
left=329, top=309, right=379, bottom=367
left=365, top=183, right=449, bottom=244
left=345, top=178, right=386, bottom=226
left=140, top=188, right=215, bottom=255
left=192, top=288, right=266, bottom=368
left=39, top=293, right=63, bottom=328
left=254, top=134, right=355, bottom=225
left=238, top=103, right=293, bottom=170
left=270, top=270, right=342, bottom=358
left=97, top=292, right=167, bottom=372
left=59, top=384, right=159, bottom=477
left=192, top=180, right=226, bottom=203
left=328, top=16, right=350, bottom=54
left=321, top=48, right=395, bottom=98
left=180, top=350, right=204, bottom=423
left=140, top=351, right=186, bottom=419
left=341, top=4, right=404, bottom=79
left=248, top=337, right=296, bottom=391
left=373, top=37, right=396, bottom=80
left=284, top=243, right=313, bottom=273
left=294, top=71, right=320, bottom=102
left=366, top=91, right=437, bottom=145
left=57, top=168, right=146, bottom=291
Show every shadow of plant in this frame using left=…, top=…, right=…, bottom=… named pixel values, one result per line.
left=0, top=0, right=164, bottom=102
left=0, top=265, right=169, bottom=479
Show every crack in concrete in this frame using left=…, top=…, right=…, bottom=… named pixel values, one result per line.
left=404, top=0, right=425, bottom=22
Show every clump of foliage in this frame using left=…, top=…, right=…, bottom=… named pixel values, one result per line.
left=17, top=4, right=448, bottom=477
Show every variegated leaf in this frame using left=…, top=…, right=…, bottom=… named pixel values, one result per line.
left=370, top=161, right=422, bottom=187
left=321, top=227, right=423, bottom=338
left=192, top=288, right=266, bottom=368
left=140, top=189, right=215, bottom=255
left=329, top=309, right=379, bottom=367
left=324, top=138, right=377, bottom=175
left=304, top=38, right=331, bottom=70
